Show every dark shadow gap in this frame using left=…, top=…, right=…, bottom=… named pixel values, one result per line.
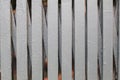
left=113, top=0, right=119, bottom=80
left=42, top=1, right=48, bottom=80
left=72, top=0, right=75, bottom=80
left=97, top=0, right=103, bottom=80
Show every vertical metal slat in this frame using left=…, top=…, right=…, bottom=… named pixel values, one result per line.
left=16, top=0, right=28, bottom=80
left=48, top=0, right=58, bottom=79
left=103, top=0, right=113, bottom=80
left=61, top=0, right=72, bottom=80
left=0, top=0, right=11, bottom=80
left=75, top=0, right=85, bottom=79
left=87, top=0, right=98, bottom=80
left=32, top=0, right=43, bottom=80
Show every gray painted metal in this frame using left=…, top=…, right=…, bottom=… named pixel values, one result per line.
left=16, top=0, right=28, bottom=80
left=0, top=0, right=11, bottom=80
left=32, top=0, right=43, bottom=80
left=48, top=0, right=58, bottom=80
left=103, top=0, right=113, bottom=80
left=75, top=0, right=85, bottom=80
left=0, top=1, right=119, bottom=80
left=87, top=0, right=98, bottom=80
left=61, top=0, right=72, bottom=80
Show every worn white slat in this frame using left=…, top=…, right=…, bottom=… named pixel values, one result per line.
left=61, top=0, right=72, bottom=80
left=16, top=0, right=28, bottom=80
left=0, top=0, right=11, bottom=80
left=32, top=0, right=43, bottom=80
left=48, top=0, right=58, bottom=79
left=74, top=0, right=85, bottom=80
left=87, top=0, right=98, bottom=80
left=103, top=0, right=113, bottom=80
